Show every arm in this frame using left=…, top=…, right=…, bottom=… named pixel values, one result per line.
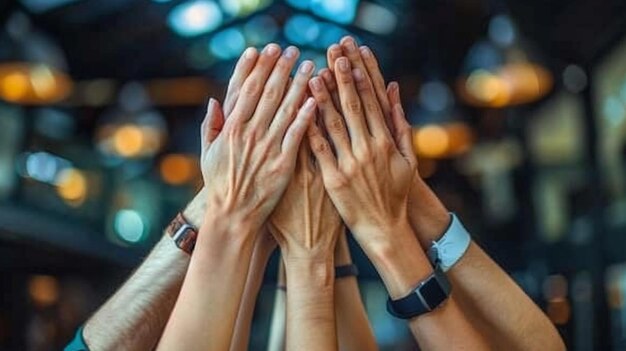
left=267, top=261, right=286, bottom=351
left=269, top=140, right=342, bottom=351
left=79, top=47, right=261, bottom=351
left=327, top=38, right=565, bottom=350
left=81, top=191, right=201, bottom=351
left=157, top=43, right=316, bottom=350
left=306, top=54, right=488, bottom=349
left=386, top=84, right=565, bottom=351
left=334, top=232, right=378, bottom=351
left=230, top=229, right=276, bottom=351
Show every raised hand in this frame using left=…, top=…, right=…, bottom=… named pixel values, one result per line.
left=269, top=142, right=343, bottom=260
left=200, top=44, right=317, bottom=233
left=306, top=56, right=417, bottom=260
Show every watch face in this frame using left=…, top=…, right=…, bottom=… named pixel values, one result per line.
left=421, top=278, right=448, bottom=310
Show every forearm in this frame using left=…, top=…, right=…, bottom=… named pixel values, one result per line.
left=284, top=258, right=337, bottom=351
left=409, top=179, right=564, bottom=350
left=365, top=223, right=488, bottom=350
left=157, top=219, right=256, bottom=351
left=230, top=239, right=274, bottom=351
left=82, top=189, right=208, bottom=351
left=334, top=235, right=377, bottom=351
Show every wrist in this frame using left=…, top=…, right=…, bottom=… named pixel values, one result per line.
left=363, top=221, right=433, bottom=299
left=181, top=187, right=207, bottom=228
left=284, top=256, right=335, bottom=290
left=408, top=178, right=450, bottom=249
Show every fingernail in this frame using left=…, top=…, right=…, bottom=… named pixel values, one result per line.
left=360, top=46, right=372, bottom=58
left=284, top=46, right=299, bottom=59
left=207, top=97, right=214, bottom=112
left=264, top=44, right=280, bottom=56
left=343, top=37, right=357, bottom=52
left=353, top=68, right=364, bottom=82
left=329, top=44, right=341, bottom=57
left=310, top=77, right=322, bottom=91
left=243, top=47, right=256, bottom=59
left=303, top=97, right=316, bottom=109
left=338, top=58, right=349, bottom=72
left=300, top=61, right=314, bottom=74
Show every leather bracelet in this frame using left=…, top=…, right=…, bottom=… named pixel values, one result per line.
left=165, top=212, right=198, bottom=254
left=276, top=264, right=359, bottom=290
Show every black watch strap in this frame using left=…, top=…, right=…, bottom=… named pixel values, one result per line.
left=335, top=264, right=359, bottom=279
left=386, top=265, right=451, bottom=319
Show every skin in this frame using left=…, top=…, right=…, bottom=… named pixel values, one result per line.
left=157, top=43, right=316, bottom=350
left=80, top=48, right=272, bottom=351
left=308, top=48, right=489, bottom=349
left=326, top=36, right=565, bottom=351
left=268, top=141, right=342, bottom=351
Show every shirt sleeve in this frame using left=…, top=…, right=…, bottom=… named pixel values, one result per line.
left=64, top=326, right=90, bottom=351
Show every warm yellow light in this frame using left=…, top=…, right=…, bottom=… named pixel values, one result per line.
left=56, top=168, right=88, bottom=205
left=547, top=298, right=571, bottom=325
left=0, top=62, right=73, bottom=104
left=113, top=125, right=145, bottom=158
left=1, top=71, right=29, bottom=102
left=414, top=125, right=450, bottom=158
left=459, top=63, right=553, bottom=108
left=160, top=154, right=199, bottom=185
left=28, top=275, right=60, bottom=307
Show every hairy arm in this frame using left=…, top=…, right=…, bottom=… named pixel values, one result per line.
left=82, top=190, right=205, bottom=351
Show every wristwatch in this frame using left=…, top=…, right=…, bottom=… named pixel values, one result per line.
left=166, top=212, right=198, bottom=254
left=427, top=213, right=471, bottom=272
left=386, top=265, right=451, bottom=319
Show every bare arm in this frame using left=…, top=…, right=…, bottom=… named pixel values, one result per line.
left=158, top=43, right=316, bottom=350
left=81, top=190, right=203, bottom=351
left=229, top=230, right=276, bottom=351
left=334, top=232, right=378, bottom=351
left=307, top=53, right=488, bottom=349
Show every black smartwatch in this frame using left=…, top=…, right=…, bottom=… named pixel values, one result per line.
left=386, top=265, right=451, bottom=319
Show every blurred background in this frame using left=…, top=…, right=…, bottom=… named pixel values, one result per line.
left=0, top=0, right=625, bottom=349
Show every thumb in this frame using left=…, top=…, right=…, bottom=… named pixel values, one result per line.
left=201, top=98, right=225, bottom=152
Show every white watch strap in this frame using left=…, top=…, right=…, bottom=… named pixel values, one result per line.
left=427, top=213, right=471, bottom=272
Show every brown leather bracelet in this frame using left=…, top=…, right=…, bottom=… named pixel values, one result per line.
left=165, top=212, right=198, bottom=254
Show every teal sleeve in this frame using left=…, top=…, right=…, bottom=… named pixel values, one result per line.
left=64, top=326, right=90, bottom=351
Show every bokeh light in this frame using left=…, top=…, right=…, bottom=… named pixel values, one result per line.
left=55, top=168, right=88, bottom=206
left=160, top=154, right=200, bottom=185
left=0, top=63, right=72, bottom=105
left=284, top=15, right=320, bottom=45
left=310, top=0, right=359, bottom=25
left=355, top=2, right=397, bottom=35
left=28, top=275, right=60, bottom=308
left=210, top=27, right=246, bottom=60
left=114, top=209, right=146, bottom=243
left=167, top=0, right=223, bottom=37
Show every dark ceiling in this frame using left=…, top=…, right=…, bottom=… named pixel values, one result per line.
left=4, top=0, right=626, bottom=83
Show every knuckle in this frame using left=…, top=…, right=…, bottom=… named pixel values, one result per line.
left=311, top=139, right=329, bottom=154
left=280, top=103, right=297, bottom=119
left=346, top=100, right=362, bottom=114
left=338, top=74, right=352, bottom=85
left=242, top=79, right=262, bottom=96
left=326, top=117, right=345, bottom=133
left=376, top=137, right=394, bottom=152
left=363, top=101, right=378, bottom=113
left=262, top=86, right=281, bottom=102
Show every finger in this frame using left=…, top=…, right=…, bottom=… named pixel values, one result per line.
left=352, top=68, right=392, bottom=140
left=223, top=47, right=259, bottom=117
left=326, top=44, right=342, bottom=72
left=201, top=98, right=225, bottom=152
left=269, top=60, right=315, bottom=137
left=319, top=68, right=340, bottom=109
left=308, top=76, right=351, bottom=158
left=250, top=46, right=301, bottom=129
left=281, top=97, right=316, bottom=160
left=307, top=118, right=338, bottom=173
left=334, top=57, right=370, bottom=143
left=391, top=101, right=417, bottom=167
left=340, top=36, right=374, bottom=89
left=227, top=43, right=282, bottom=125
left=387, top=81, right=401, bottom=136
left=359, top=46, right=393, bottom=131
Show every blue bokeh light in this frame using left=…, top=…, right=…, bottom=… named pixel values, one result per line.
left=284, top=14, right=320, bottom=45
left=210, top=27, right=246, bottom=60
left=167, top=0, right=223, bottom=37
left=311, top=0, right=359, bottom=25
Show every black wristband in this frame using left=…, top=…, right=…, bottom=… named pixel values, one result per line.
left=334, top=264, right=359, bottom=279
left=276, top=264, right=359, bottom=290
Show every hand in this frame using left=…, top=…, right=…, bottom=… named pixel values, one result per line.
left=307, top=55, right=417, bottom=253
left=200, top=44, right=317, bottom=234
left=269, top=142, right=343, bottom=260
